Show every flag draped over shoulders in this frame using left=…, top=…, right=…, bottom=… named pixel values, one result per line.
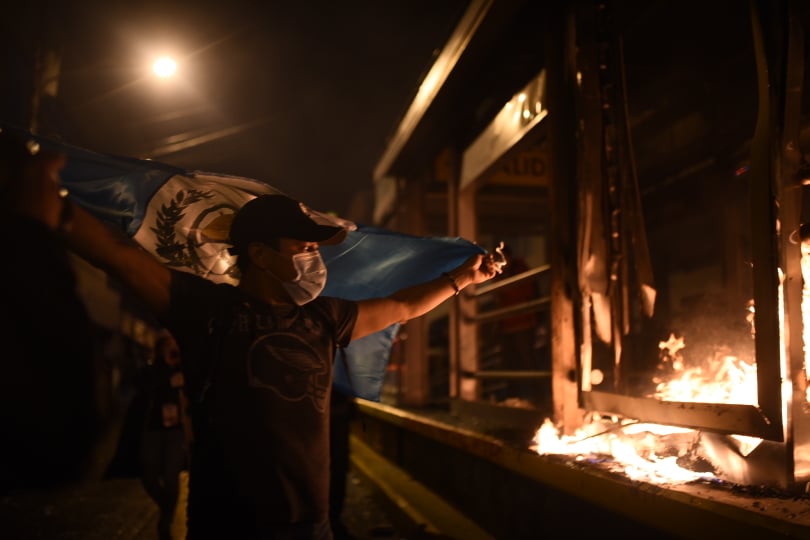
left=7, top=124, right=485, bottom=401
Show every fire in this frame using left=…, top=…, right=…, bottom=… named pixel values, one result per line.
left=652, top=333, right=757, bottom=405
left=532, top=333, right=761, bottom=484
left=532, top=415, right=716, bottom=485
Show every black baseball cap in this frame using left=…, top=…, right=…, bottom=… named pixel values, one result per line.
left=228, top=194, right=346, bottom=255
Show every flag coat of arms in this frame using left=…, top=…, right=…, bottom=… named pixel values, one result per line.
left=11, top=125, right=485, bottom=401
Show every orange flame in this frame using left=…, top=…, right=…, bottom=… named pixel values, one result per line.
left=532, top=333, right=760, bottom=484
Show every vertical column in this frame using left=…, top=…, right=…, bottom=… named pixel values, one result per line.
left=546, top=1, right=583, bottom=434
left=443, top=147, right=462, bottom=399
left=457, top=183, right=480, bottom=401
left=399, top=180, right=430, bottom=406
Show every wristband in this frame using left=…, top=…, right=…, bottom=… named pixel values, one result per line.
left=442, top=272, right=461, bottom=296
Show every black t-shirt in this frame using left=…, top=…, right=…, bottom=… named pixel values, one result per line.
left=163, top=270, right=357, bottom=532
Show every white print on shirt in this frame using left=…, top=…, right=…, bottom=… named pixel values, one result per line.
left=246, top=331, right=330, bottom=412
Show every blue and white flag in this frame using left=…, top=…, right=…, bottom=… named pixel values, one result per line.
left=13, top=125, right=485, bottom=401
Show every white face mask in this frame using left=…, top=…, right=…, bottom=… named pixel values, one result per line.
left=280, top=250, right=327, bottom=305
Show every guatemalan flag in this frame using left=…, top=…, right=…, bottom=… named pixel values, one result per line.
left=14, top=125, right=485, bottom=401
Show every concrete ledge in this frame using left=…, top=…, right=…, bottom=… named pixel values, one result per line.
left=354, top=399, right=810, bottom=539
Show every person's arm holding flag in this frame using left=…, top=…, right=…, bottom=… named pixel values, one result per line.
left=11, top=144, right=173, bottom=317
left=65, top=197, right=172, bottom=315
left=352, top=253, right=499, bottom=340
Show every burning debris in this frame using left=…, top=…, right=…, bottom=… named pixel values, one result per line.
left=533, top=332, right=764, bottom=486
left=532, top=414, right=719, bottom=485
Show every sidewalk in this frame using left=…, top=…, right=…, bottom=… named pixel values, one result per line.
left=0, top=435, right=488, bottom=540
left=0, top=476, right=159, bottom=540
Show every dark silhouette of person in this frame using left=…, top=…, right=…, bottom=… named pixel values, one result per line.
left=46, top=184, right=501, bottom=539
left=140, top=332, right=188, bottom=540
left=0, top=129, right=98, bottom=493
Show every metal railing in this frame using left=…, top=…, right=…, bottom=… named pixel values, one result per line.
left=462, top=263, right=552, bottom=381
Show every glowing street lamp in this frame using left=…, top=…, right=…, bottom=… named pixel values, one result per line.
left=152, top=56, right=177, bottom=78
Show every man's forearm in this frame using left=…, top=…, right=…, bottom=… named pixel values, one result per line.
left=64, top=200, right=172, bottom=316
left=353, top=256, right=486, bottom=340
left=389, top=267, right=471, bottom=319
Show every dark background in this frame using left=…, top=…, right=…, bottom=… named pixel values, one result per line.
left=1, top=0, right=469, bottom=218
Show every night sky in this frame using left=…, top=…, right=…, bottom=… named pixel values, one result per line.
left=16, top=0, right=470, bottom=219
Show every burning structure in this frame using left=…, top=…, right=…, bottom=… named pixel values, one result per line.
left=531, top=0, right=810, bottom=492
left=367, top=0, right=810, bottom=529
